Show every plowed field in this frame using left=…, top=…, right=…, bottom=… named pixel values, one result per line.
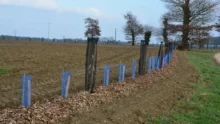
left=0, top=41, right=158, bottom=109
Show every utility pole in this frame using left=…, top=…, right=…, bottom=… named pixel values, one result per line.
left=115, top=28, right=117, bottom=43
left=13, top=30, right=17, bottom=40
left=13, top=30, right=16, bottom=37
left=48, top=23, right=50, bottom=39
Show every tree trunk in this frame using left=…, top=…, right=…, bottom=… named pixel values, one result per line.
left=163, top=18, right=169, bottom=53
left=181, top=1, right=190, bottom=50
left=207, top=41, right=209, bottom=49
left=132, top=41, right=135, bottom=46
left=132, top=32, right=135, bottom=46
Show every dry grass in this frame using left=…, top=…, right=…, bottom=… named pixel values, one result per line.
left=0, top=40, right=158, bottom=109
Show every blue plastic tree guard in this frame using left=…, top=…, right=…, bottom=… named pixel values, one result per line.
left=131, top=61, right=137, bottom=79
left=157, top=57, right=161, bottom=69
left=148, top=57, right=152, bottom=72
left=61, top=71, right=72, bottom=98
left=152, top=57, right=155, bottom=71
left=154, top=57, right=157, bottom=70
left=118, top=64, right=126, bottom=82
left=22, top=74, right=32, bottom=107
left=103, top=65, right=111, bottom=86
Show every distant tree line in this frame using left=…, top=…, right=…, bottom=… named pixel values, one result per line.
left=0, top=35, right=86, bottom=43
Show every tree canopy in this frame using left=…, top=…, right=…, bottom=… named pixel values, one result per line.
left=162, top=0, right=220, bottom=50
left=84, top=17, right=101, bottom=38
left=124, top=12, right=144, bottom=46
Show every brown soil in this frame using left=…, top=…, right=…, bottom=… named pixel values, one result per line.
left=0, top=41, right=158, bottom=110
left=59, top=51, right=198, bottom=124
left=0, top=49, right=198, bottom=124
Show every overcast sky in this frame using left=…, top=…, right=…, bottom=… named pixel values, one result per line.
left=0, top=0, right=167, bottom=41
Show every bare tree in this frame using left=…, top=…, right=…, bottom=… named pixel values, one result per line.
left=162, top=0, right=220, bottom=50
left=85, top=17, right=101, bottom=37
left=124, top=12, right=144, bottom=46
left=190, top=26, right=211, bottom=49
left=217, top=16, right=220, bottom=34
left=162, top=17, right=169, bottom=44
left=168, top=24, right=213, bottom=48
left=161, top=16, right=172, bottom=53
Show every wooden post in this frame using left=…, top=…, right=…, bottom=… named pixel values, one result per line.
left=85, top=37, right=98, bottom=93
left=139, top=40, right=147, bottom=75
left=160, top=42, right=164, bottom=69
